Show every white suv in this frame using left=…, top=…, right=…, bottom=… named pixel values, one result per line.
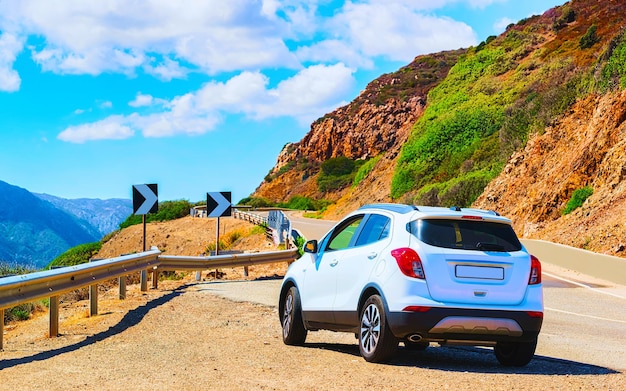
left=279, top=204, right=543, bottom=366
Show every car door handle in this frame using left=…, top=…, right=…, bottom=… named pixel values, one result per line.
left=329, top=260, right=339, bottom=267
left=367, top=252, right=378, bottom=260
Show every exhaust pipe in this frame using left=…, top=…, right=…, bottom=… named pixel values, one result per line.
left=407, top=334, right=423, bottom=343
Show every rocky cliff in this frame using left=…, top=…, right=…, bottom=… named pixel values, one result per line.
left=253, top=50, right=465, bottom=215
left=474, top=91, right=626, bottom=256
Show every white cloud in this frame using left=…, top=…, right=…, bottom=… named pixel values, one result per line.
left=2, top=0, right=489, bottom=143
left=466, top=0, right=506, bottom=9
left=0, top=0, right=300, bottom=76
left=57, top=116, right=134, bottom=143
left=58, top=64, right=355, bottom=142
left=129, top=93, right=156, bottom=108
left=99, top=101, right=113, bottom=109
left=494, top=17, right=515, bottom=33
left=0, top=32, right=23, bottom=91
left=326, top=1, right=477, bottom=63
left=254, top=63, right=355, bottom=124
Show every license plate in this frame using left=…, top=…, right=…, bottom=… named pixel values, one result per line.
left=456, top=265, right=504, bottom=280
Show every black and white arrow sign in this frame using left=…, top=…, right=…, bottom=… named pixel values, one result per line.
left=133, top=184, right=158, bottom=215
left=207, top=191, right=231, bottom=217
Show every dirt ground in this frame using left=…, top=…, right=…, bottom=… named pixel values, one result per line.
left=1, top=270, right=624, bottom=390
left=1, top=217, right=624, bottom=390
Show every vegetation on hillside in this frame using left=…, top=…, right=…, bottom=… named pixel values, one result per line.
left=1, top=262, right=47, bottom=323
left=391, top=3, right=626, bottom=207
left=48, top=242, right=103, bottom=268
left=119, top=200, right=196, bottom=228
left=239, top=195, right=331, bottom=211
left=562, top=186, right=594, bottom=215
left=317, top=156, right=366, bottom=192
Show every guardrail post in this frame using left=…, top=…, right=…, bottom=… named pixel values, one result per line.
left=49, top=295, right=59, bottom=338
left=89, top=284, right=98, bottom=317
left=119, top=276, right=126, bottom=300
left=243, top=266, right=249, bottom=277
left=140, top=270, right=148, bottom=291
left=152, top=268, right=158, bottom=289
left=1, top=308, right=4, bottom=349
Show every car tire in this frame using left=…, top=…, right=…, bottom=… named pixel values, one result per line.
left=281, top=286, right=307, bottom=346
left=358, top=295, right=398, bottom=363
left=494, top=337, right=537, bottom=367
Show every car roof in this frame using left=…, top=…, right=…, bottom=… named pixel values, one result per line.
left=358, top=203, right=510, bottom=223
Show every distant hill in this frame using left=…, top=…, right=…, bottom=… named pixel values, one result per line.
left=36, top=193, right=131, bottom=238
left=0, top=180, right=131, bottom=269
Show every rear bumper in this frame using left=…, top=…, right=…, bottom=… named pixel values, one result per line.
left=388, top=307, right=543, bottom=343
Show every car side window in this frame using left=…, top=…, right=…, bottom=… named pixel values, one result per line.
left=326, top=216, right=364, bottom=251
left=355, top=214, right=391, bottom=246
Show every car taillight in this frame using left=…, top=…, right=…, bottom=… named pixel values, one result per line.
left=402, top=306, right=431, bottom=312
left=529, top=255, right=541, bottom=285
left=391, top=247, right=425, bottom=279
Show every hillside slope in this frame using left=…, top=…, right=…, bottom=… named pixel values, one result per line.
left=474, top=91, right=626, bottom=256
left=0, top=181, right=99, bottom=268
left=253, top=49, right=465, bottom=215
left=252, top=0, right=626, bottom=259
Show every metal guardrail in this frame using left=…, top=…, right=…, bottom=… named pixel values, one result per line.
left=158, top=249, right=297, bottom=270
left=232, top=210, right=267, bottom=225
left=0, top=247, right=298, bottom=350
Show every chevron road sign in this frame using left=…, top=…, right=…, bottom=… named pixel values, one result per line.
left=207, top=191, right=232, bottom=217
left=133, top=184, right=158, bottom=215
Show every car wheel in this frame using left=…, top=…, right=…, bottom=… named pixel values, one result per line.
left=358, top=295, right=398, bottom=363
left=494, top=337, right=537, bottom=367
left=281, top=286, right=307, bottom=345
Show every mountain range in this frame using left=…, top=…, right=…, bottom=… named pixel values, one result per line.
left=0, top=180, right=131, bottom=269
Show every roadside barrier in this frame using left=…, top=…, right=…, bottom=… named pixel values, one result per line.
left=0, top=247, right=298, bottom=350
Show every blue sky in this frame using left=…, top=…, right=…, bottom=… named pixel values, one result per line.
left=0, top=0, right=564, bottom=203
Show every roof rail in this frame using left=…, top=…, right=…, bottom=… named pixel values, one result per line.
left=359, top=203, right=419, bottom=214
left=449, top=206, right=501, bottom=216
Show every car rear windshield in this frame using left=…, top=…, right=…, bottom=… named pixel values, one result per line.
left=410, top=219, right=522, bottom=252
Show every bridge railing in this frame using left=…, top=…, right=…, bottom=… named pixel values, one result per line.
left=0, top=247, right=298, bottom=350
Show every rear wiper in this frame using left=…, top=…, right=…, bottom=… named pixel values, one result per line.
left=476, top=242, right=506, bottom=252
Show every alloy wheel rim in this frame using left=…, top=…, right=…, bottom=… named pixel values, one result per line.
left=283, top=292, right=294, bottom=338
left=360, top=303, right=381, bottom=354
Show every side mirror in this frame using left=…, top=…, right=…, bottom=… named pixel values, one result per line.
left=303, top=240, right=318, bottom=253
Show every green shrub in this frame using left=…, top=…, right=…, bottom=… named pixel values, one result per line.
left=238, top=197, right=276, bottom=208
left=600, top=30, right=626, bottom=91
left=0, top=263, right=47, bottom=324
left=5, top=303, right=35, bottom=322
left=119, top=199, right=194, bottom=229
left=353, top=155, right=381, bottom=187
left=317, top=156, right=365, bottom=192
left=0, top=262, right=36, bottom=276
left=277, top=196, right=331, bottom=211
left=48, top=241, right=103, bottom=268
left=579, top=25, right=599, bottom=49
left=562, top=186, right=593, bottom=215
left=412, top=170, right=494, bottom=208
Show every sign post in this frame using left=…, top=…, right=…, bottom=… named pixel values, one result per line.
left=133, top=184, right=158, bottom=291
left=206, top=192, right=232, bottom=279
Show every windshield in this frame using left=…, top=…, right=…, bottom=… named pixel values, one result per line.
left=410, top=219, right=522, bottom=252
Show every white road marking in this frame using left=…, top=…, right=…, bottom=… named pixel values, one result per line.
left=545, top=307, right=626, bottom=324
left=543, top=271, right=626, bottom=299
